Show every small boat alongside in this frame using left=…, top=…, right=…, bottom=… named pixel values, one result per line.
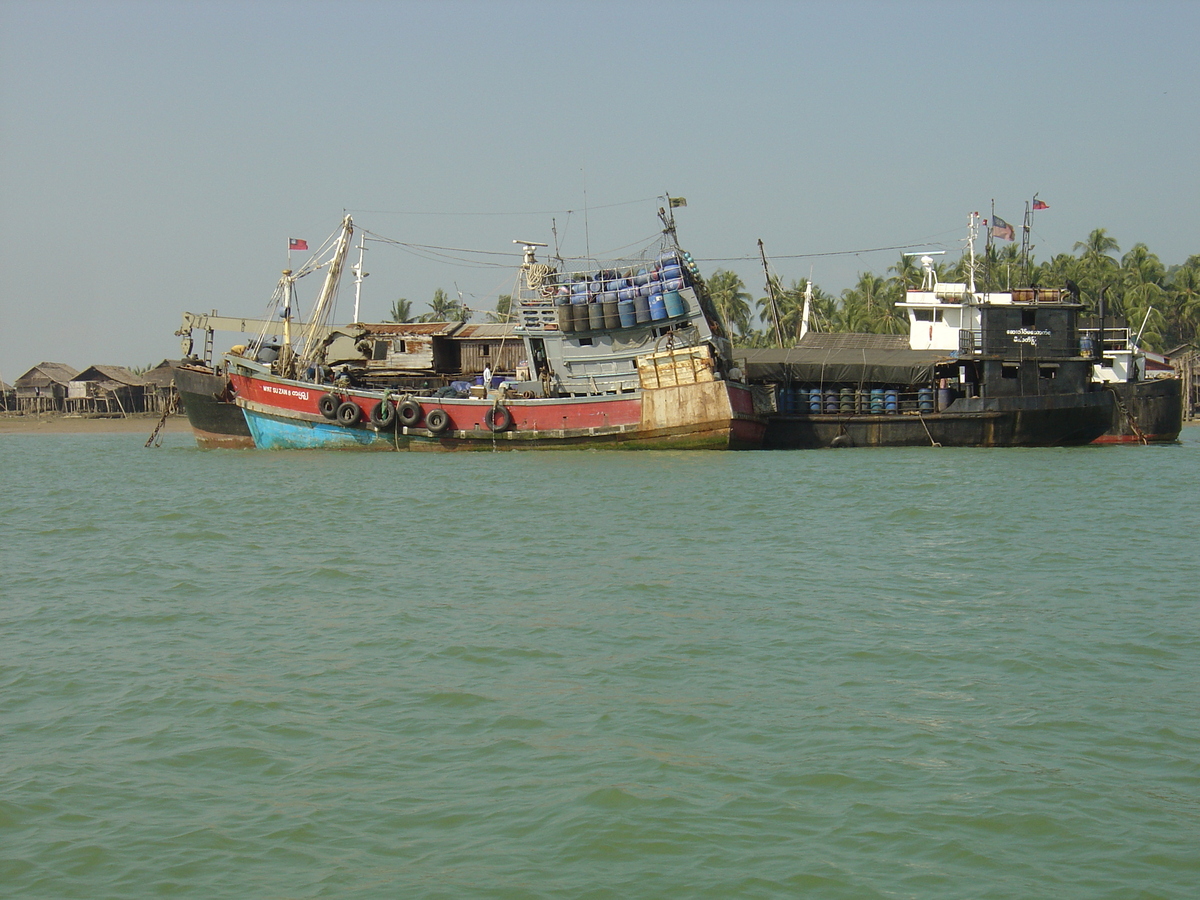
left=211, top=214, right=765, bottom=451
left=1080, top=319, right=1182, bottom=443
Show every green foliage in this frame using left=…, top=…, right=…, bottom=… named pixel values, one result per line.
left=486, top=294, right=513, bottom=324
left=705, top=269, right=753, bottom=339
left=419, top=288, right=469, bottom=323
left=389, top=298, right=413, bottom=323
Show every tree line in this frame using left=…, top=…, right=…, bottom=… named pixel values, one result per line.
left=706, top=229, right=1200, bottom=353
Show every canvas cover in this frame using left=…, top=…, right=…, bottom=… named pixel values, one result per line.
left=735, top=335, right=944, bottom=386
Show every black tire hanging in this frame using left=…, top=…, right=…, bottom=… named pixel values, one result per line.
left=369, top=400, right=397, bottom=429
left=318, top=393, right=340, bottom=419
left=397, top=399, right=422, bottom=427
left=484, top=405, right=512, bottom=433
left=336, top=401, right=362, bottom=426
left=426, top=408, right=451, bottom=434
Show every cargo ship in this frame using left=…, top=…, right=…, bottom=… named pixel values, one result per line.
left=743, top=217, right=1117, bottom=448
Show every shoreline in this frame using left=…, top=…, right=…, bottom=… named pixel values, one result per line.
left=0, top=413, right=189, bottom=435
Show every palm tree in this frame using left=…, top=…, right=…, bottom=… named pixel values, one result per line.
left=1119, top=243, right=1167, bottom=348
left=888, top=254, right=922, bottom=291
left=706, top=269, right=754, bottom=339
left=1168, top=257, right=1200, bottom=348
left=486, top=294, right=513, bottom=324
left=419, top=288, right=468, bottom=323
left=1073, top=229, right=1121, bottom=312
left=389, top=298, right=414, bottom=323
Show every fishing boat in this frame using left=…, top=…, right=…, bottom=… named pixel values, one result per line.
left=743, top=216, right=1115, bottom=448
left=220, top=214, right=765, bottom=451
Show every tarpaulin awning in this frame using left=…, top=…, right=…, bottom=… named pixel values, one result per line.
left=735, top=335, right=946, bottom=386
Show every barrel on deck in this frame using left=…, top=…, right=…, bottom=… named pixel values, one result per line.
left=648, top=293, right=668, bottom=321
left=870, top=388, right=884, bottom=414
left=918, top=388, right=935, bottom=413
left=588, top=303, right=605, bottom=331
left=602, top=299, right=620, bottom=329
left=618, top=299, right=637, bottom=328
left=663, top=289, right=686, bottom=318
left=885, top=389, right=899, bottom=413
left=572, top=303, right=591, bottom=332
left=557, top=304, right=574, bottom=333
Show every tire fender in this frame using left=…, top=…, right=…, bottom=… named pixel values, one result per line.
left=318, top=393, right=340, bottom=419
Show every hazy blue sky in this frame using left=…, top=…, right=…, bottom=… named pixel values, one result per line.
left=1, top=0, right=1196, bottom=377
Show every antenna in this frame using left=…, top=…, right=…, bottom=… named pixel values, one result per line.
left=513, top=239, right=548, bottom=267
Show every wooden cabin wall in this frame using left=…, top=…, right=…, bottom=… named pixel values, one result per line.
left=458, top=342, right=522, bottom=375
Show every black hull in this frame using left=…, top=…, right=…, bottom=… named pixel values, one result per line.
left=765, top=393, right=1113, bottom=449
left=1095, top=378, right=1183, bottom=443
left=173, top=366, right=254, bottom=449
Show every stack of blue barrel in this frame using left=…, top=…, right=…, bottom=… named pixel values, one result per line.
left=553, top=250, right=695, bottom=333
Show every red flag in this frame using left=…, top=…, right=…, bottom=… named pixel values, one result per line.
left=1032, top=199, right=1049, bottom=211
left=289, top=238, right=309, bottom=251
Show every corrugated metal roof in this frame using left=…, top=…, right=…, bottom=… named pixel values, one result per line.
left=454, top=323, right=518, bottom=339
left=360, top=322, right=462, bottom=337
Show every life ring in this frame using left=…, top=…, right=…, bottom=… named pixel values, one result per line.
left=369, top=400, right=397, bottom=429
left=426, top=408, right=451, bottom=434
left=397, top=398, right=422, bottom=427
left=336, top=401, right=362, bottom=426
left=485, top=405, right=512, bottom=432
left=318, top=393, right=340, bottom=419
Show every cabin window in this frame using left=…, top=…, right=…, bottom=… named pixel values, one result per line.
left=1021, top=310, right=1037, bottom=328
left=1100, top=357, right=1114, bottom=368
left=1002, top=364, right=1019, bottom=379
left=372, top=341, right=389, bottom=361
left=392, top=339, right=407, bottom=354
left=578, top=337, right=594, bottom=346
left=480, top=345, right=490, bottom=357
left=913, top=309, right=944, bottom=322
left=1039, top=365, right=1058, bottom=380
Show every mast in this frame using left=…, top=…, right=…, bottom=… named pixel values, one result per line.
left=757, top=239, right=785, bottom=349
left=799, top=278, right=813, bottom=340
left=966, top=212, right=978, bottom=296
left=351, top=230, right=369, bottom=323
left=295, top=215, right=354, bottom=372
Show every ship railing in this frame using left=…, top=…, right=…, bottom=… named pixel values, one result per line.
left=1078, top=325, right=1132, bottom=354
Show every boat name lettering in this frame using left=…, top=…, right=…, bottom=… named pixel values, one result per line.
left=1006, top=327, right=1052, bottom=345
left=263, top=385, right=311, bottom=399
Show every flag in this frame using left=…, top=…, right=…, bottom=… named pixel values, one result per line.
left=1032, top=199, right=1049, bottom=211
left=990, top=215, right=1015, bottom=241
left=289, top=238, right=308, bottom=251
left=668, top=196, right=687, bottom=208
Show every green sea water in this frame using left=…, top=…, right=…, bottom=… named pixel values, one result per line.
left=2, top=429, right=1198, bottom=899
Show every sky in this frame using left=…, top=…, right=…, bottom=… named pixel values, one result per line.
left=1, top=0, right=1197, bottom=378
